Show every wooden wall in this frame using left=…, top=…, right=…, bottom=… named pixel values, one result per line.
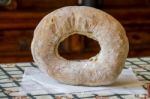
left=0, top=0, right=150, bottom=63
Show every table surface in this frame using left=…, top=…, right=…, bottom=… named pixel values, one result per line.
left=0, top=57, right=150, bottom=99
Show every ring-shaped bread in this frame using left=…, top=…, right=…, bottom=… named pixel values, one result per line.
left=31, top=6, right=129, bottom=86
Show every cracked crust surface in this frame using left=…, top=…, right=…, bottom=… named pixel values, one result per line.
left=31, top=6, right=129, bottom=86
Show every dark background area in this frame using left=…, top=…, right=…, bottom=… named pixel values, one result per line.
left=0, top=0, right=150, bottom=63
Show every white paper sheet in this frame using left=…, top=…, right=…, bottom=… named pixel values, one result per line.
left=19, top=67, right=147, bottom=95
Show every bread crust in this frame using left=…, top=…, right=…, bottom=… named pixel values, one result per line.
left=31, top=6, right=129, bottom=86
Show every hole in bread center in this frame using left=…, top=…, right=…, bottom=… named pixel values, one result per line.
left=58, top=34, right=101, bottom=60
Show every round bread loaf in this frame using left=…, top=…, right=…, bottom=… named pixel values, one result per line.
left=31, top=6, right=129, bottom=86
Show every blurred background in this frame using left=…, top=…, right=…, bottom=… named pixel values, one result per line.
left=0, top=0, right=150, bottom=63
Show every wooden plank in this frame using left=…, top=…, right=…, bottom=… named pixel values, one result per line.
left=0, top=8, right=150, bottom=30
left=17, top=0, right=78, bottom=10
left=58, top=51, right=99, bottom=60
left=0, top=20, right=38, bottom=30
left=0, top=11, right=48, bottom=30
left=129, top=49, right=150, bottom=57
left=0, top=55, right=33, bottom=63
left=103, top=0, right=150, bottom=8
left=0, top=11, right=48, bottom=19
left=126, top=27, right=150, bottom=46
left=70, top=34, right=84, bottom=53
left=104, top=8, right=150, bottom=26
left=0, top=30, right=33, bottom=51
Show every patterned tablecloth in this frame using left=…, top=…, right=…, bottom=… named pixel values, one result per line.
left=0, top=57, right=150, bottom=99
